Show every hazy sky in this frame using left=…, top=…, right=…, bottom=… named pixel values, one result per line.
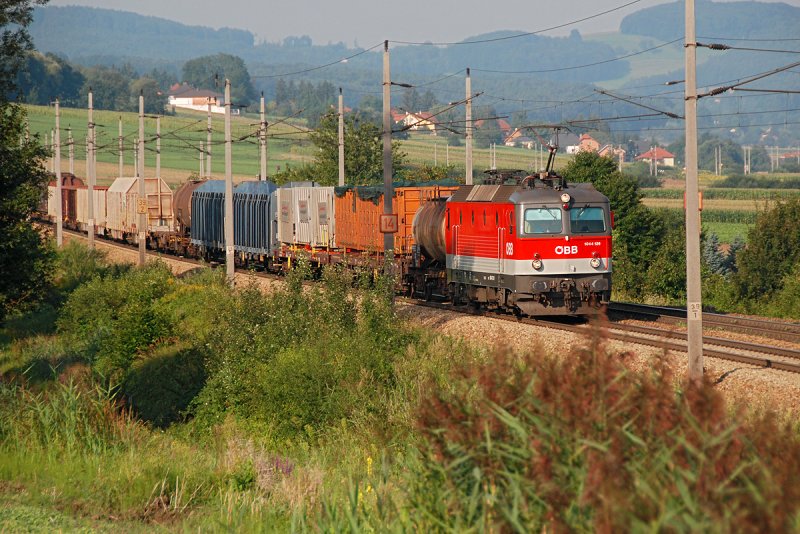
left=48, top=0, right=800, bottom=47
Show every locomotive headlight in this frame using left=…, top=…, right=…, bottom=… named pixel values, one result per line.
left=560, top=193, right=571, bottom=203
left=532, top=253, right=543, bottom=270
left=590, top=252, right=601, bottom=269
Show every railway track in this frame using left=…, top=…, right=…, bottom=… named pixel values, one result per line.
left=609, top=302, right=800, bottom=344
left=59, top=227, right=800, bottom=375
left=405, top=299, right=800, bottom=375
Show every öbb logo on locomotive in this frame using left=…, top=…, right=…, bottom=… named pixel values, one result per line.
left=46, top=169, right=612, bottom=317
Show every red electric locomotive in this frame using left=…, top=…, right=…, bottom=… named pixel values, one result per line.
left=410, top=170, right=612, bottom=315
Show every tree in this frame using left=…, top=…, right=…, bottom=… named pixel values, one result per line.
left=14, top=52, right=84, bottom=106
left=703, top=232, right=727, bottom=275
left=304, top=111, right=406, bottom=186
left=733, top=198, right=800, bottom=302
left=81, top=65, right=131, bottom=111
left=1, top=0, right=47, bottom=98
left=562, top=151, right=641, bottom=221
left=182, top=53, right=255, bottom=106
left=0, top=0, right=54, bottom=321
left=129, top=77, right=166, bottom=114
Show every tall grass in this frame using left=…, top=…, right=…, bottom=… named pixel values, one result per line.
left=4, top=257, right=800, bottom=531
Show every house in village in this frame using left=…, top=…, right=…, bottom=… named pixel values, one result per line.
left=167, top=83, right=227, bottom=114
left=565, top=133, right=601, bottom=154
left=504, top=128, right=536, bottom=149
left=391, top=110, right=439, bottom=133
left=635, top=147, right=675, bottom=167
left=598, top=144, right=626, bottom=161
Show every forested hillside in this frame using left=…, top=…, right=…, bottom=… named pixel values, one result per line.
left=620, top=0, right=800, bottom=40
left=31, top=6, right=625, bottom=84
left=30, top=6, right=254, bottom=60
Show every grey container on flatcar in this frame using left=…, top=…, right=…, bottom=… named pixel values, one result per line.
left=233, top=180, right=278, bottom=255
left=190, top=180, right=226, bottom=251
left=275, top=183, right=336, bottom=248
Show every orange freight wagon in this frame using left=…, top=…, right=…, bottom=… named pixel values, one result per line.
left=334, top=184, right=459, bottom=254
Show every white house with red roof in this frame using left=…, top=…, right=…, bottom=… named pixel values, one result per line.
left=635, top=147, right=675, bottom=167
left=402, top=111, right=439, bottom=133
left=168, top=83, right=226, bottom=114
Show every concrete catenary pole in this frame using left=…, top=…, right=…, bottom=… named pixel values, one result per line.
left=199, top=142, right=205, bottom=177
left=338, top=87, right=345, bottom=186
left=118, top=117, right=124, bottom=178
left=156, top=116, right=161, bottom=180
left=684, top=0, right=704, bottom=383
left=55, top=99, right=63, bottom=248
left=465, top=68, right=473, bottom=185
left=224, top=79, right=235, bottom=285
left=382, top=41, right=394, bottom=254
left=68, top=127, right=74, bottom=175
left=138, top=92, right=146, bottom=266
left=207, top=97, right=213, bottom=177
left=260, top=92, right=268, bottom=181
left=87, top=90, right=95, bottom=249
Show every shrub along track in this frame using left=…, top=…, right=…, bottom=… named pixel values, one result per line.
left=58, top=227, right=800, bottom=375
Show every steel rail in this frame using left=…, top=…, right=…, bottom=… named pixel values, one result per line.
left=609, top=302, right=800, bottom=344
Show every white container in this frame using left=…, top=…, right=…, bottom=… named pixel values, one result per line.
left=75, top=186, right=108, bottom=235
left=106, top=177, right=174, bottom=241
left=276, top=186, right=336, bottom=248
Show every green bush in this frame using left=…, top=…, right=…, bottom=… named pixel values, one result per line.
left=52, top=241, right=128, bottom=298
left=757, top=262, right=800, bottom=319
left=57, top=262, right=175, bottom=382
left=733, top=198, right=800, bottom=304
left=123, top=343, right=206, bottom=427
left=193, top=264, right=412, bottom=439
left=717, top=174, right=800, bottom=189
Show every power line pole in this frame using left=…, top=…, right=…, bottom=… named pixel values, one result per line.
left=465, top=68, right=473, bottom=185
left=138, top=91, right=146, bottom=266
left=207, top=97, right=213, bottom=177
left=156, top=116, right=161, bottom=180
left=224, top=79, right=235, bottom=286
left=118, top=117, right=124, bottom=178
left=199, top=142, right=204, bottom=176
left=87, top=89, right=95, bottom=249
left=382, top=40, right=394, bottom=254
left=49, top=130, right=54, bottom=173
left=338, top=87, right=345, bottom=186
left=54, top=99, right=63, bottom=248
left=684, top=0, right=704, bottom=384
left=67, top=127, right=74, bottom=175
left=261, top=92, right=268, bottom=181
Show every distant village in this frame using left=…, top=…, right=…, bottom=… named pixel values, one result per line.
left=167, top=82, right=676, bottom=167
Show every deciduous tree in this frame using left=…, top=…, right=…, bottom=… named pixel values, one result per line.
left=0, top=0, right=54, bottom=321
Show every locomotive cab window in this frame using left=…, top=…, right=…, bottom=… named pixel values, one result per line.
left=570, top=206, right=606, bottom=233
left=523, top=207, right=562, bottom=234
